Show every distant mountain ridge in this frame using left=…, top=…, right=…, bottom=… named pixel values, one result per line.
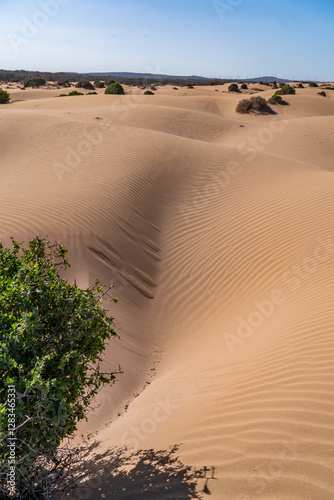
left=0, top=68, right=299, bottom=84
left=90, top=72, right=293, bottom=83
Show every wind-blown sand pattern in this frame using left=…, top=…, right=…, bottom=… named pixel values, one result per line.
left=1, top=83, right=334, bottom=498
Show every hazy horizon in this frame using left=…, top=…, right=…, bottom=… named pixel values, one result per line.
left=0, top=0, right=333, bottom=82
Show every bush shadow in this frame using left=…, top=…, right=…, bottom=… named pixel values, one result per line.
left=60, top=443, right=215, bottom=499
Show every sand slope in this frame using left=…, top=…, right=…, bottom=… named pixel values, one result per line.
left=1, top=84, right=334, bottom=499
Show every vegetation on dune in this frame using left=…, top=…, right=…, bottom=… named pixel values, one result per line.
left=318, top=91, right=326, bottom=97
left=274, top=84, right=295, bottom=96
left=240, top=83, right=248, bottom=90
left=228, top=83, right=239, bottom=93
left=308, top=82, right=318, bottom=87
left=58, top=80, right=71, bottom=88
left=267, top=95, right=289, bottom=105
left=75, top=80, right=95, bottom=90
left=105, top=82, right=125, bottom=95
left=236, top=96, right=274, bottom=114
left=59, top=90, right=84, bottom=97
left=0, top=88, right=10, bottom=104
left=94, top=80, right=105, bottom=88
left=24, top=77, right=46, bottom=88
left=144, top=90, right=154, bottom=95
left=0, top=237, right=119, bottom=498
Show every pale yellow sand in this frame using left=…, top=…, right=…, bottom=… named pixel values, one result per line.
left=1, top=83, right=334, bottom=499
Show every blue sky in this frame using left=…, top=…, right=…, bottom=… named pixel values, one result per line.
left=0, top=0, right=333, bottom=80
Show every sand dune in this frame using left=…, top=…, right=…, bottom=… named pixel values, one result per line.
left=1, top=84, right=334, bottom=499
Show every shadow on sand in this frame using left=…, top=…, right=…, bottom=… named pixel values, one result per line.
left=61, top=443, right=215, bottom=499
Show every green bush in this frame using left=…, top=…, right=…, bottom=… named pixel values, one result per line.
left=76, top=80, right=95, bottom=90
left=318, top=91, right=326, bottom=97
left=68, top=90, right=84, bottom=96
left=0, top=88, right=10, bottom=104
left=105, top=82, right=125, bottom=95
left=94, top=80, right=105, bottom=88
left=325, top=87, right=334, bottom=90
left=24, top=77, right=46, bottom=88
left=308, top=82, right=318, bottom=87
left=87, top=91, right=98, bottom=95
left=272, top=81, right=278, bottom=89
left=0, top=237, right=118, bottom=498
left=297, top=83, right=304, bottom=88
left=274, top=84, right=295, bottom=96
left=173, top=87, right=178, bottom=90
left=144, top=90, right=154, bottom=95
left=240, top=83, right=248, bottom=90
left=267, top=94, right=289, bottom=106
left=106, top=79, right=116, bottom=86
left=58, top=80, right=70, bottom=88
left=228, top=83, right=239, bottom=93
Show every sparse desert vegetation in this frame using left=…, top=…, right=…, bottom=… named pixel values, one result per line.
left=0, top=88, right=10, bottom=104
left=76, top=80, right=95, bottom=90
left=236, top=96, right=273, bottom=114
left=228, top=83, right=239, bottom=92
left=105, top=82, right=125, bottom=95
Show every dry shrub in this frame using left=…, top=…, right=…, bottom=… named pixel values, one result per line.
left=236, top=96, right=274, bottom=115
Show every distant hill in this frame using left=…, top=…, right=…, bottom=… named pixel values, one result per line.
left=0, top=68, right=299, bottom=85
left=243, top=76, right=293, bottom=83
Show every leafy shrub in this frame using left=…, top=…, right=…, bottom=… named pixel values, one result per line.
left=0, top=88, right=10, bottom=104
left=173, top=87, right=178, bottom=90
left=24, top=77, right=46, bottom=88
left=106, top=79, right=116, bottom=86
left=58, top=80, right=71, bottom=88
left=0, top=237, right=118, bottom=498
left=94, top=80, right=105, bottom=88
left=228, top=83, right=239, bottom=92
left=144, top=90, right=154, bottom=95
left=105, top=82, right=125, bottom=95
left=272, top=81, right=278, bottom=89
left=240, top=83, right=248, bottom=90
left=318, top=91, right=326, bottom=97
left=69, top=90, right=84, bottom=96
left=76, top=80, right=95, bottom=90
left=87, top=91, right=98, bottom=95
left=297, top=83, right=304, bottom=88
left=274, top=84, right=295, bottom=96
left=325, top=87, right=334, bottom=90
left=308, top=82, right=318, bottom=87
left=236, top=96, right=274, bottom=114
left=267, top=95, right=289, bottom=105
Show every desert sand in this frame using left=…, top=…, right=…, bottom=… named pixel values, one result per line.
left=1, top=82, right=334, bottom=499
